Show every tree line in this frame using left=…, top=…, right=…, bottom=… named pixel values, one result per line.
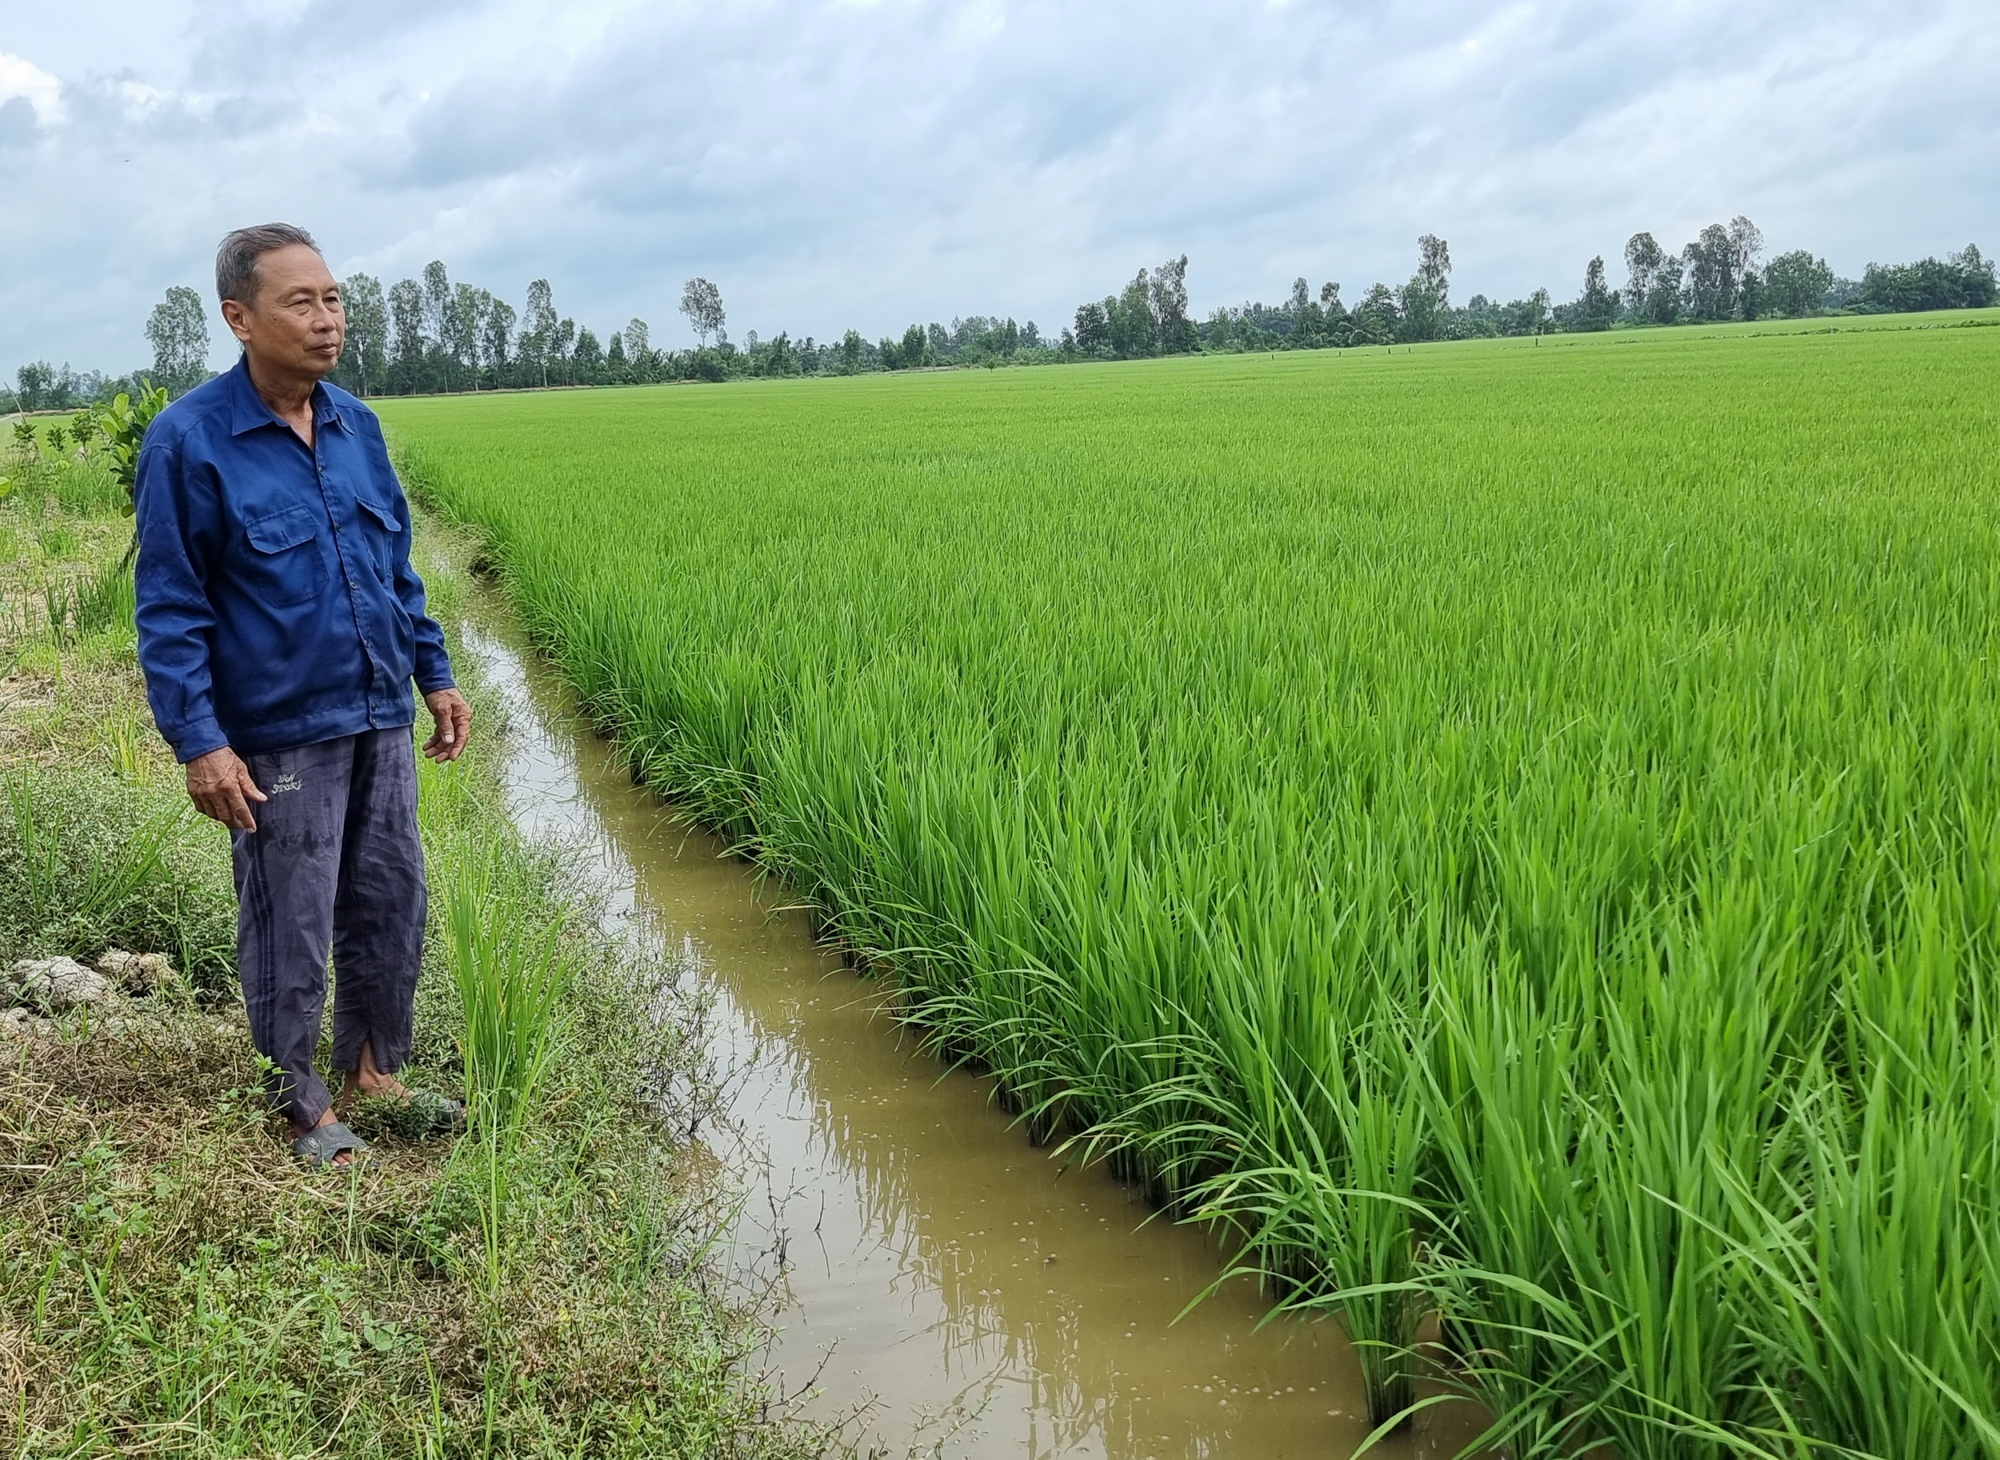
left=1189, top=224, right=1994, bottom=356
left=5, top=227, right=1994, bottom=410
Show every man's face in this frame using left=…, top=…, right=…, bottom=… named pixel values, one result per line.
left=222, top=244, right=345, bottom=380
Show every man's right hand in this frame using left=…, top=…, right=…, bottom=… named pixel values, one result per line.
left=186, top=747, right=268, bottom=832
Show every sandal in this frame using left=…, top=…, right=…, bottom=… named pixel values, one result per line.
left=292, top=1120, right=371, bottom=1170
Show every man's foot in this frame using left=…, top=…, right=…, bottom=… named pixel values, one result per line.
left=337, top=1037, right=410, bottom=1105
left=336, top=1039, right=466, bottom=1139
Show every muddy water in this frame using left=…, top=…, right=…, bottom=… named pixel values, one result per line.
left=460, top=607, right=1487, bottom=1460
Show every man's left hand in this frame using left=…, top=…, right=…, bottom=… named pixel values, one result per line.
left=422, top=688, right=473, bottom=762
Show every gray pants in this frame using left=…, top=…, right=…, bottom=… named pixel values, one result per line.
left=231, top=728, right=426, bottom=1127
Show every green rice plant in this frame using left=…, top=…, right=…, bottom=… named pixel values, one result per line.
left=1719, top=894, right=2000, bottom=1460
left=443, top=840, right=567, bottom=1139
left=383, top=319, right=2000, bottom=1452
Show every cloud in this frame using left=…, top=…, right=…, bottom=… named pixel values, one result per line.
left=0, top=49, right=63, bottom=125
left=1, top=0, right=1995, bottom=375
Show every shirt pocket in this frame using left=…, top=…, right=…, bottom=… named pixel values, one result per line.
left=355, top=496, right=404, bottom=583
left=241, top=505, right=328, bottom=607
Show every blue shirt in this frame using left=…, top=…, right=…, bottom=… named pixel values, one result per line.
left=134, top=357, right=453, bottom=763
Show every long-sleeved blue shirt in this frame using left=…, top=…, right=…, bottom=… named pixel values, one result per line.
left=134, top=356, right=453, bottom=763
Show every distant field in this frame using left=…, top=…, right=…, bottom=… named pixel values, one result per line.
left=384, top=317, right=2000, bottom=1457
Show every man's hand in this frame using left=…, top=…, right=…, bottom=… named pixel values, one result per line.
left=423, top=687, right=473, bottom=762
left=186, top=747, right=268, bottom=832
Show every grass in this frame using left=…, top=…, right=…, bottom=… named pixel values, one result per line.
left=385, top=313, right=2000, bottom=1458
left=0, top=476, right=829, bottom=1457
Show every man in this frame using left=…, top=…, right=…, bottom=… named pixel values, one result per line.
left=135, top=223, right=472, bottom=1169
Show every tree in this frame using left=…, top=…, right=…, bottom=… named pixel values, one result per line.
left=1353, top=284, right=1399, bottom=345
left=420, top=261, right=454, bottom=388
left=1527, top=287, right=1552, bottom=339
left=388, top=279, right=428, bottom=387
left=680, top=278, right=725, bottom=348
left=519, top=279, right=557, bottom=387
left=338, top=273, right=388, bottom=396
left=1761, top=252, right=1833, bottom=318
left=553, top=317, right=577, bottom=385
left=1073, top=300, right=1111, bottom=356
left=482, top=297, right=516, bottom=378
left=573, top=326, right=603, bottom=383
left=1727, top=216, right=1765, bottom=309
left=1418, top=234, right=1451, bottom=303
left=1150, top=254, right=1194, bottom=353
left=16, top=362, right=55, bottom=411
left=1108, top=271, right=1156, bottom=358
left=447, top=283, right=487, bottom=388
left=839, top=328, right=864, bottom=374
left=624, top=317, right=650, bottom=379
left=1577, top=255, right=1617, bottom=331
left=1648, top=254, right=1685, bottom=325
left=1681, top=223, right=1740, bottom=320
left=1856, top=246, right=1998, bottom=313
left=1623, top=233, right=1665, bottom=316
left=145, top=286, right=209, bottom=397
left=1400, top=235, right=1452, bottom=341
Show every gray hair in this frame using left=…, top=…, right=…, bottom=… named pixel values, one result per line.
left=215, top=223, right=322, bottom=306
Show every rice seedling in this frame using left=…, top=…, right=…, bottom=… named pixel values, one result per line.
left=383, top=317, right=2000, bottom=1453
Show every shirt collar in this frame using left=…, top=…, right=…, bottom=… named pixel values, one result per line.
left=226, top=353, right=351, bottom=437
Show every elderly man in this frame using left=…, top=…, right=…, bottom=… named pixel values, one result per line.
left=135, top=223, right=472, bottom=1169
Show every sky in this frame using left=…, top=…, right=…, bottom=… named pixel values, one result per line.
left=2, top=0, right=1995, bottom=375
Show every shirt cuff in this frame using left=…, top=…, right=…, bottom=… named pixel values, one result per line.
left=415, top=672, right=457, bottom=696
left=170, top=720, right=231, bottom=764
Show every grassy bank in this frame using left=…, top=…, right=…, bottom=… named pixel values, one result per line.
left=386, top=322, right=2000, bottom=1458
left=0, top=449, right=826, bottom=1457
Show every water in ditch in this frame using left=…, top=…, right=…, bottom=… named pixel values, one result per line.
left=460, top=604, right=1487, bottom=1460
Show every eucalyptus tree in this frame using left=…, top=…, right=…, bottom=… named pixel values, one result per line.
left=145, top=285, right=209, bottom=397
left=553, top=317, right=577, bottom=385
left=1150, top=254, right=1193, bottom=352
left=448, top=283, right=486, bottom=388
left=519, top=279, right=557, bottom=388
left=574, top=326, right=603, bottom=383
left=1623, top=233, right=1665, bottom=315
left=482, top=297, right=516, bottom=379
left=1680, top=220, right=1761, bottom=320
left=1108, top=271, right=1156, bottom=357
left=680, top=278, right=725, bottom=348
left=1399, top=234, right=1452, bottom=341
left=1577, top=256, right=1617, bottom=330
left=421, top=261, right=455, bottom=388
left=339, top=273, right=389, bottom=396
left=388, top=278, right=428, bottom=388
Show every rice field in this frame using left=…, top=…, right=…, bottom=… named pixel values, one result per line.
left=384, top=313, right=2000, bottom=1458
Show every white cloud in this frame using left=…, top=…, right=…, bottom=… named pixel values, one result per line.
left=0, top=49, right=63, bottom=124
left=0, top=0, right=1995, bottom=375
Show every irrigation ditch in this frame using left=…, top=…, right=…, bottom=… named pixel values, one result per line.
left=450, top=565, right=1493, bottom=1460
